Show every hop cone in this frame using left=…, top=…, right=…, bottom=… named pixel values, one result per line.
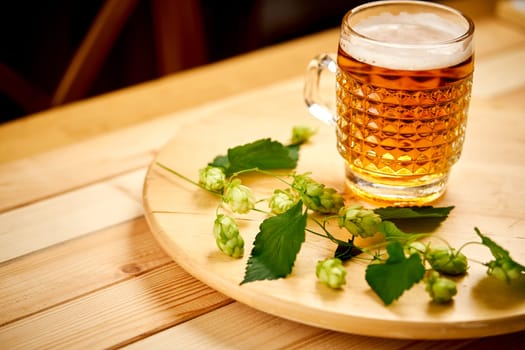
left=338, top=205, right=381, bottom=238
left=198, top=166, right=226, bottom=192
left=213, top=214, right=244, bottom=258
left=425, top=271, right=457, bottom=303
left=486, top=259, right=522, bottom=283
left=291, top=125, right=317, bottom=145
left=223, top=178, right=255, bottom=214
left=426, top=247, right=468, bottom=276
left=292, top=174, right=344, bottom=214
left=268, top=188, right=297, bottom=214
left=316, top=258, right=347, bottom=289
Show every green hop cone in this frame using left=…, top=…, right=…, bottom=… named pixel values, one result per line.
left=316, top=258, right=347, bottom=289
left=223, top=178, right=256, bottom=214
left=292, top=174, right=344, bottom=214
left=426, top=247, right=468, bottom=276
left=486, top=259, right=522, bottom=283
left=198, top=166, right=227, bottom=193
left=425, top=271, right=457, bottom=303
left=338, top=205, right=382, bottom=238
left=213, top=214, right=244, bottom=258
left=474, top=227, right=524, bottom=283
left=291, top=125, right=317, bottom=145
left=269, top=188, right=297, bottom=214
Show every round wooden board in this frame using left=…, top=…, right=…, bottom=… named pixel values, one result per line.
left=142, top=83, right=525, bottom=339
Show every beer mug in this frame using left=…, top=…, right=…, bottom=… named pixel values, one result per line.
left=305, top=0, right=474, bottom=205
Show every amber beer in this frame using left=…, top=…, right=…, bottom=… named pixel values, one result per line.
left=304, top=1, right=475, bottom=204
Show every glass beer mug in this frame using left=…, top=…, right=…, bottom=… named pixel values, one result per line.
left=305, top=0, right=474, bottom=205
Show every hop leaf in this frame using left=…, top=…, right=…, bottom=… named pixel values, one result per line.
left=374, top=206, right=454, bottom=220
left=209, top=138, right=299, bottom=176
left=365, top=242, right=425, bottom=305
left=375, top=220, right=408, bottom=240
left=241, top=201, right=307, bottom=284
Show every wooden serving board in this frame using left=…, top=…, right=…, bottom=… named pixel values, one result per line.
left=142, top=80, right=525, bottom=339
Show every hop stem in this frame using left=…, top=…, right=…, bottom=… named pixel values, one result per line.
left=156, top=162, right=215, bottom=193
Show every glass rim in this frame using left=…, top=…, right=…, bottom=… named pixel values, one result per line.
left=343, top=0, right=475, bottom=49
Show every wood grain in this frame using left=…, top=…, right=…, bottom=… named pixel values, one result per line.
left=0, top=169, right=146, bottom=262
left=0, top=218, right=170, bottom=325
left=125, top=303, right=326, bottom=350
left=0, top=263, right=231, bottom=350
left=124, top=302, right=525, bottom=350
left=0, top=118, right=177, bottom=212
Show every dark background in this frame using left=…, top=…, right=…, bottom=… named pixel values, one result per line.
left=0, top=0, right=367, bottom=122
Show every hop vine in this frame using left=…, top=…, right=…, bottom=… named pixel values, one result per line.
left=156, top=125, right=524, bottom=306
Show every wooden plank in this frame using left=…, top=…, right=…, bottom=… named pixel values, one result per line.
left=0, top=169, right=146, bottom=262
left=124, top=302, right=326, bottom=349
left=0, top=113, right=181, bottom=212
left=0, top=263, right=232, bottom=350
left=0, top=217, right=171, bottom=325
left=124, top=301, right=525, bottom=349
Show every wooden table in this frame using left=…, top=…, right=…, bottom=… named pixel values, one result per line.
left=1, top=2, right=524, bottom=348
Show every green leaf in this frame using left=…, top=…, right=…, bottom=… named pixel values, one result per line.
left=365, top=242, right=426, bottom=305
left=475, top=227, right=525, bottom=270
left=210, top=138, right=299, bottom=176
left=374, top=206, right=454, bottom=220
left=209, top=154, right=230, bottom=170
left=241, top=200, right=307, bottom=284
left=376, top=220, right=412, bottom=243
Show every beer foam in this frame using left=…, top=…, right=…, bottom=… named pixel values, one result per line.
left=342, top=12, right=472, bottom=70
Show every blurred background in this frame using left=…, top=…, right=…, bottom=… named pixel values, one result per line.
left=0, top=0, right=489, bottom=123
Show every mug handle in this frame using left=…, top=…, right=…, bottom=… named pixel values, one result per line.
left=304, top=53, right=338, bottom=126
